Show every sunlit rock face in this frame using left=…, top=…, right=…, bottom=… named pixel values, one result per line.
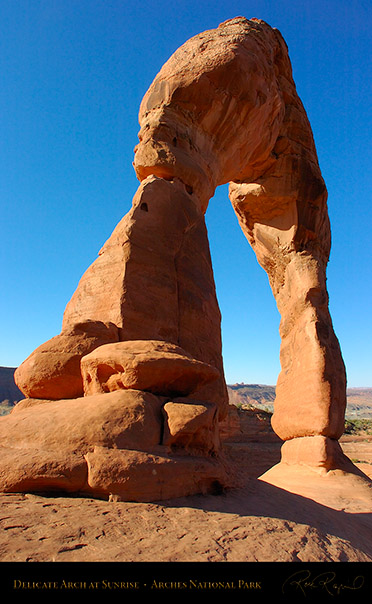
left=4, top=17, right=350, bottom=502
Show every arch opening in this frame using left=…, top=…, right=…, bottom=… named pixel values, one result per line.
left=205, top=182, right=281, bottom=388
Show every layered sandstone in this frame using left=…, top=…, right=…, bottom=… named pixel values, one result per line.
left=0, top=391, right=229, bottom=500
left=2, top=17, right=366, bottom=502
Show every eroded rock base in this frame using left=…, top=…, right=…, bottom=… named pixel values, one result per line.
left=259, top=436, right=372, bottom=512
left=0, top=389, right=231, bottom=502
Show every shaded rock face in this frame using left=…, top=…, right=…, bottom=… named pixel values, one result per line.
left=4, top=17, right=348, bottom=501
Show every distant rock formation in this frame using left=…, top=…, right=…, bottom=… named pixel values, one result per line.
left=0, top=367, right=23, bottom=414
left=1, top=17, right=369, bottom=503
left=228, top=384, right=276, bottom=411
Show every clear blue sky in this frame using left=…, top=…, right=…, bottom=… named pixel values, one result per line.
left=1, top=0, right=371, bottom=387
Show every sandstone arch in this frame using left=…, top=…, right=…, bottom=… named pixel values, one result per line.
left=2, top=17, right=371, bottom=503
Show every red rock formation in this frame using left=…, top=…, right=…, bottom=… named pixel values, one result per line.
left=80, top=340, right=220, bottom=397
left=0, top=390, right=228, bottom=499
left=162, top=399, right=220, bottom=455
left=3, top=17, right=366, bottom=502
left=14, top=321, right=119, bottom=400
left=61, top=175, right=228, bottom=415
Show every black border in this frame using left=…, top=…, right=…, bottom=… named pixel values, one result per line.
left=1, top=561, right=371, bottom=601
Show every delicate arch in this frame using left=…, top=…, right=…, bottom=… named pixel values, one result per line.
left=9, top=18, right=359, bottom=503
left=16, top=16, right=346, bottom=437
left=131, top=16, right=346, bottom=439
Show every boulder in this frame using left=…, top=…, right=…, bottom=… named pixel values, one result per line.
left=0, top=447, right=87, bottom=494
left=0, top=389, right=163, bottom=454
left=162, top=400, right=220, bottom=454
left=14, top=321, right=119, bottom=400
left=80, top=340, right=220, bottom=397
left=85, top=446, right=229, bottom=501
left=0, top=390, right=230, bottom=500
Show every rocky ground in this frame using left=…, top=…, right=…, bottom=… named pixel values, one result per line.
left=1, top=408, right=371, bottom=570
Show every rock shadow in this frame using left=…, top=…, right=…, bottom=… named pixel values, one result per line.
left=157, top=478, right=372, bottom=561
